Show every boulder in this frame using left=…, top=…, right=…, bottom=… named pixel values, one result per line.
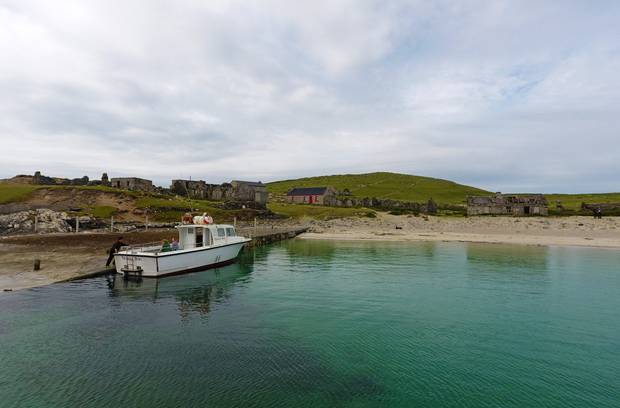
left=0, top=209, right=72, bottom=235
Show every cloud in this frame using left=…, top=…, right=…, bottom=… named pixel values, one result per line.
left=0, top=0, right=619, bottom=192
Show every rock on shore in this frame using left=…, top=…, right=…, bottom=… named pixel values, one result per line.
left=0, top=209, right=73, bottom=234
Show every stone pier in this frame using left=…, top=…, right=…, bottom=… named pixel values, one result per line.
left=237, top=227, right=308, bottom=248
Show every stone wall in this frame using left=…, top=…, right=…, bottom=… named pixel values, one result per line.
left=6, top=171, right=112, bottom=187
left=170, top=180, right=267, bottom=207
left=322, top=195, right=438, bottom=214
left=110, top=177, right=153, bottom=192
left=467, top=194, right=548, bottom=216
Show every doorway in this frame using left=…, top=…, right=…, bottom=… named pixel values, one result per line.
left=196, top=228, right=203, bottom=247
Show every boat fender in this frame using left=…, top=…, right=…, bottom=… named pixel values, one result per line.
left=182, top=213, right=193, bottom=224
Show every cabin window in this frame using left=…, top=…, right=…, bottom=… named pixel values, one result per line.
left=187, top=228, right=194, bottom=235
left=196, top=228, right=203, bottom=246
left=226, top=227, right=235, bottom=237
left=217, top=228, right=226, bottom=237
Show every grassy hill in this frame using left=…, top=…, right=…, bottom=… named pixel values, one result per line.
left=0, top=183, right=259, bottom=223
left=4, top=176, right=620, bottom=221
left=545, top=193, right=620, bottom=212
left=267, top=172, right=491, bottom=205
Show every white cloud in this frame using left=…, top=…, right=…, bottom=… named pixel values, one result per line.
left=0, top=0, right=619, bottom=192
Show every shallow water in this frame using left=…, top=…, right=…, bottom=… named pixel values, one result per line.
left=1, top=240, right=619, bottom=407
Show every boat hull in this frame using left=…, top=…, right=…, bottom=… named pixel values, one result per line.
left=114, top=240, right=249, bottom=277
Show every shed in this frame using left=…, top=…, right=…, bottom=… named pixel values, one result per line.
left=286, top=187, right=335, bottom=205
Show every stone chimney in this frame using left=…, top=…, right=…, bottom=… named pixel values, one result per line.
left=101, top=172, right=110, bottom=186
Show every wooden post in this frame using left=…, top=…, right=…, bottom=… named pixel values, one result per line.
left=145, top=215, right=149, bottom=231
left=111, top=216, right=114, bottom=232
left=76, top=216, right=79, bottom=233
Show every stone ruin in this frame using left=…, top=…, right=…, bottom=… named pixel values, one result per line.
left=7, top=171, right=112, bottom=187
left=170, top=179, right=268, bottom=208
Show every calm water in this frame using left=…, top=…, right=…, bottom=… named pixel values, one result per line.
left=1, top=240, right=619, bottom=407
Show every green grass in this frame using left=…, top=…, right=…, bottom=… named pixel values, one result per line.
left=267, top=172, right=491, bottom=205
left=135, top=196, right=250, bottom=222
left=88, top=206, right=118, bottom=218
left=0, top=183, right=40, bottom=204
left=268, top=203, right=375, bottom=220
left=544, top=193, right=620, bottom=212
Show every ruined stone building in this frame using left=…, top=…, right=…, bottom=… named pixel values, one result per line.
left=6, top=171, right=90, bottom=186
left=86, top=173, right=111, bottom=187
left=5, top=171, right=114, bottom=187
left=110, top=177, right=153, bottom=192
left=467, top=193, right=548, bottom=216
left=231, top=181, right=268, bottom=204
left=170, top=179, right=268, bottom=206
left=286, top=187, right=336, bottom=205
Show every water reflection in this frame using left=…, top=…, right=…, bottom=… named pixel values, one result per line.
left=284, top=239, right=336, bottom=260
left=466, top=243, right=549, bottom=270
left=105, top=260, right=253, bottom=319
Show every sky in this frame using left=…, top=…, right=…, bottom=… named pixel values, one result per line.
left=0, top=0, right=619, bottom=192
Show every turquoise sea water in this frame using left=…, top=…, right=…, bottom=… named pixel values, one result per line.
left=1, top=240, right=619, bottom=407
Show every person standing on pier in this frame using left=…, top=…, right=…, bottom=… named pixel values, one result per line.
left=106, top=236, right=128, bottom=267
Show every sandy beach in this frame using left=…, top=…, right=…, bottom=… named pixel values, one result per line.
left=302, top=214, right=620, bottom=248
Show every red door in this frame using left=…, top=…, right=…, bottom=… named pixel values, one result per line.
left=308, top=195, right=313, bottom=204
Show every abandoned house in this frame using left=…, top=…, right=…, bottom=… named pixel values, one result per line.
left=467, top=193, right=548, bottom=216
left=110, top=177, right=153, bottom=192
left=286, top=187, right=336, bottom=205
left=170, top=180, right=211, bottom=199
left=231, top=181, right=268, bottom=204
left=170, top=179, right=268, bottom=206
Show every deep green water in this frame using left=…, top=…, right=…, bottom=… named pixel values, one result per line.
left=1, top=240, right=619, bottom=407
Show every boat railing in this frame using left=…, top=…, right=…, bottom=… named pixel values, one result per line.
left=121, top=242, right=181, bottom=254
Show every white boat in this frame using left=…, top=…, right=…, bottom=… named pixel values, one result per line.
left=114, top=223, right=251, bottom=277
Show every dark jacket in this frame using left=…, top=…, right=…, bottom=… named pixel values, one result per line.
left=110, top=241, right=127, bottom=253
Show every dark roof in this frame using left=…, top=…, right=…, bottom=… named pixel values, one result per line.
left=232, top=180, right=264, bottom=187
left=287, top=187, right=329, bottom=196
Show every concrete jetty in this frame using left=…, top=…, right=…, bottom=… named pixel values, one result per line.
left=237, top=226, right=308, bottom=248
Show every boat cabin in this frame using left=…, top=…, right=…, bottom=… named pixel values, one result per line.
left=176, top=224, right=237, bottom=250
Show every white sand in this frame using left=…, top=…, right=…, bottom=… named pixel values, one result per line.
left=301, top=214, right=620, bottom=249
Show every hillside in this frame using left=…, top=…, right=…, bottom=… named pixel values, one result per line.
left=0, top=184, right=264, bottom=223
left=267, top=172, right=491, bottom=205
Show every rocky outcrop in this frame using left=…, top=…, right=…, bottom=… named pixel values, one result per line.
left=0, top=209, right=72, bottom=235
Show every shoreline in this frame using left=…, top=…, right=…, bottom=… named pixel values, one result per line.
left=0, top=225, right=307, bottom=293
left=300, top=213, right=620, bottom=249
left=2, top=214, right=619, bottom=292
left=298, top=231, right=620, bottom=249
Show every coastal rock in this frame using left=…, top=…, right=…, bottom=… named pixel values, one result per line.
left=0, top=209, right=72, bottom=235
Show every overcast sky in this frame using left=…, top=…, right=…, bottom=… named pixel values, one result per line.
left=1, top=1, right=618, bottom=192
